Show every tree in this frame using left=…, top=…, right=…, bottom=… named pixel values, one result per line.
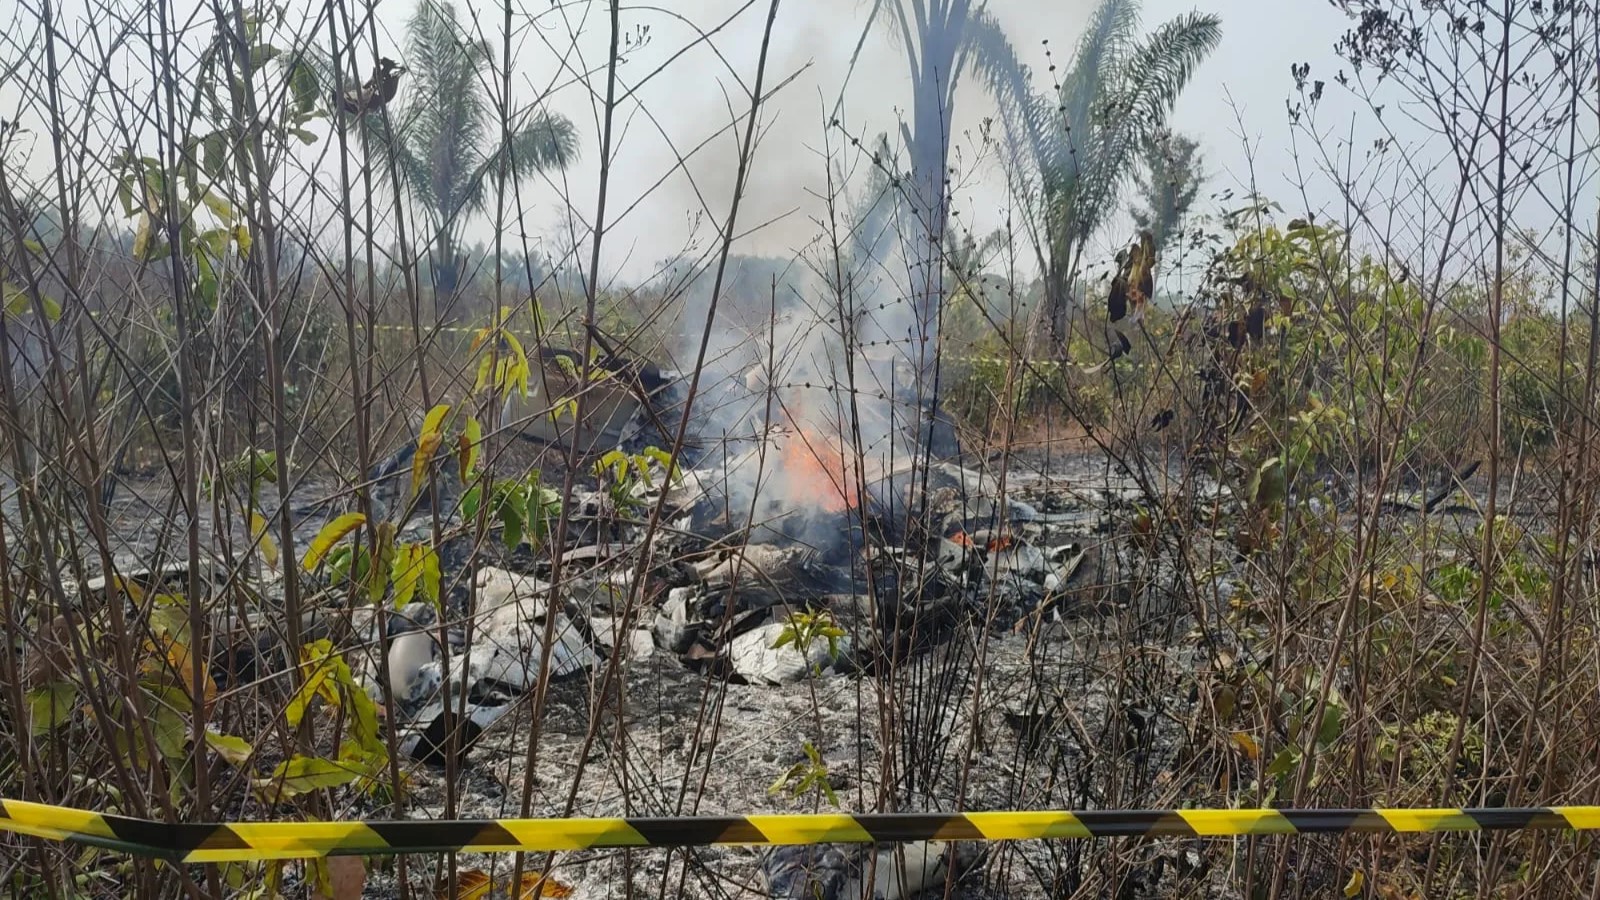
left=321, top=1, right=577, bottom=322
left=976, top=0, right=1220, bottom=346
left=1130, top=129, right=1205, bottom=254
left=828, top=0, right=1039, bottom=474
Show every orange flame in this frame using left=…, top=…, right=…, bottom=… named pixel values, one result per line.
left=779, top=428, right=859, bottom=514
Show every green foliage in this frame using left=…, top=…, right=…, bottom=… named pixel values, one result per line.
left=112, top=16, right=318, bottom=309
left=590, top=447, right=678, bottom=515
left=772, top=610, right=847, bottom=671
left=768, top=741, right=839, bottom=808
left=2, top=280, right=62, bottom=322
left=261, top=640, right=388, bottom=804
left=462, top=472, right=560, bottom=550
left=302, top=512, right=367, bottom=572
left=470, top=313, right=533, bottom=400
left=1130, top=129, right=1206, bottom=252
left=976, top=0, right=1221, bottom=280
left=304, top=1, right=577, bottom=307
left=205, top=447, right=279, bottom=504
left=1502, top=310, right=1577, bottom=449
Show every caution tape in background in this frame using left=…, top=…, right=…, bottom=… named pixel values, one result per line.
left=1, top=801, right=1598, bottom=861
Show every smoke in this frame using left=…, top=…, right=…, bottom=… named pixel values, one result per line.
left=655, top=138, right=938, bottom=550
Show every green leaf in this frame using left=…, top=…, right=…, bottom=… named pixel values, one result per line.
left=201, top=189, right=235, bottom=223
left=1265, top=747, right=1300, bottom=779
left=289, top=62, right=320, bottom=114
left=205, top=729, right=254, bottom=765
left=254, top=755, right=360, bottom=803
left=3, top=283, right=61, bottom=321
left=327, top=544, right=370, bottom=585
left=26, top=682, right=77, bottom=736
left=462, top=485, right=482, bottom=521
left=151, top=703, right=189, bottom=761
left=1318, top=697, right=1345, bottom=747
left=501, top=507, right=524, bottom=550
left=201, top=131, right=227, bottom=179
left=249, top=44, right=281, bottom=68
left=303, top=512, right=367, bottom=572
left=117, top=178, right=137, bottom=217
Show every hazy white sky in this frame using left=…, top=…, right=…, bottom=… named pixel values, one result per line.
left=2, top=0, right=1370, bottom=283
left=510, top=0, right=1367, bottom=280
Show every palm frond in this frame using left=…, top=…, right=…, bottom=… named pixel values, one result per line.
left=1070, top=9, right=1218, bottom=238
left=401, top=0, right=494, bottom=229
left=965, top=8, right=1048, bottom=175
left=1056, top=0, right=1140, bottom=156
left=461, top=109, right=579, bottom=212
left=1117, top=11, right=1222, bottom=127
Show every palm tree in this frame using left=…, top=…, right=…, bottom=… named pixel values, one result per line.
left=975, top=0, right=1220, bottom=344
left=1130, top=129, right=1206, bottom=254
left=318, top=1, right=577, bottom=321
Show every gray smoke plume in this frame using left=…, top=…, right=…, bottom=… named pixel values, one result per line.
left=658, top=141, right=937, bottom=550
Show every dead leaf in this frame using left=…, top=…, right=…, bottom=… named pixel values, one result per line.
left=515, top=872, right=574, bottom=899
left=22, top=614, right=74, bottom=688
left=435, top=870, right=492, bottom=900
left=1231, top=731, right=1260, bottom=760
left=312, top=856, right=366, bottom=900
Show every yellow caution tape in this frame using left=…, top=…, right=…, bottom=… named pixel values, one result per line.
left=1, top=800, right=1596, bottom=861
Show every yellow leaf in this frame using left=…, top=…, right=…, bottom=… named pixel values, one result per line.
left=391, top=543, right=423, bottom=608
left=1344, top=869, right=1365, bottom=897
left=436, top=870, right=492, bottom=900
left=302, top=512, right=366, bottom=572
left=411, top=433, right=443, bottom=499
left=473, top=353, right=495, bottom=394
left=104, top=574, right=146, bottom=604
left=422, top=548, right=442, bottom=608
left=421, top=403, right=452, bottom=439
left=205, top=729, right=254, bottom=765
left=251, top=512, right=280, bottom=571
left=515, top=872, right=573, bottom=898
left=233, top=224, right=252, bottom=256
left=503, top=332, right=531, bottom=397
left=1231, top=731, right=1260, bottom=760
left=253, top=755, right=360, bottom=803
left=201, top=189, right=235, bottom=224
left=166, top=635, right=217, bottom=716
left=287, top=642, right=337, bottom=728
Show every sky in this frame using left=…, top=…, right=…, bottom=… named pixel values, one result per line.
left=0, top=0, right=1376, bottom=285
left=499, top=0, right=1368, bottom=282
